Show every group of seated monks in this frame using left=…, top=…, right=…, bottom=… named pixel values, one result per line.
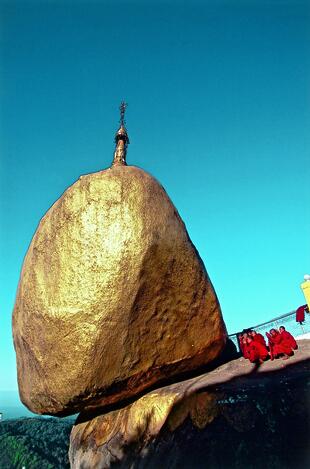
left=238, top=326, right=298, bottom=364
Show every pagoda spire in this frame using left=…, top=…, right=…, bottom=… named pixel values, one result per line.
left=112, top=102, right=129, bottom=166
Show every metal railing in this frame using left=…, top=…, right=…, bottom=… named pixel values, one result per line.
left=228, top=309, right=310, bottom=349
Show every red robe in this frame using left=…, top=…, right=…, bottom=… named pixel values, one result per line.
left=296, top=305, right=306, bottom=323
left=241, top=341, right=248, bottom=358
left=242, top=342, right=249, bottom=359
left=280, top=330, right=298, bottom=350
left=244, top=341, right=268, bottom=363
left=253, top=333, right=267, bottom=347
left=268, top=332, right=293, bottom=357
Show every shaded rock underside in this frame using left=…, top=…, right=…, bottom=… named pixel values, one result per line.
left=69, top=340, right=310, bottom=469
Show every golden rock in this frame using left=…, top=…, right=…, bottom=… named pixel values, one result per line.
left=13, top=116, right=227, bottom=416
left=70, top=389, right=219, bottom=468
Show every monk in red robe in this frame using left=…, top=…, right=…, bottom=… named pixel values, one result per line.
left=241, top=336, right=249, bottom=358
left=237, top=333, right=244, bottom=355
left=266, top=331, right=274, bottom=360
left=279, top=326, right=298, bottom=350
left=250, top=330, right=267, bottom=347
left=244, top=337, right=269, bottom=363
left=237, top=333, right=248, bottom=356
left=296, top=305, right=306, bottom=324
left=266, top=329, right=293, bottom=360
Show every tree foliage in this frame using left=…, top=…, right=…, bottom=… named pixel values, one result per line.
left=0, top=417, right=73, bottom=469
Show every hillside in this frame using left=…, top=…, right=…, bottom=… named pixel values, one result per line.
left=0, top=417, right=72, bottom=469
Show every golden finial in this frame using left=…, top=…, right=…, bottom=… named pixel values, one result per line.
left=112, top=102, right=129, bottom=167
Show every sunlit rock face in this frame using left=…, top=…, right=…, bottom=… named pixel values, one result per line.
left=69, top=341, right=310, bottom=469
left=12, top=164, right=226, bottom=415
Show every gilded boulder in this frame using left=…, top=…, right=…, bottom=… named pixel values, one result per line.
left=13, top=161, right=226, bottom=415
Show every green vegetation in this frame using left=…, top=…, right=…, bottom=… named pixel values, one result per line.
left=0, top=417, right=73, bottom=469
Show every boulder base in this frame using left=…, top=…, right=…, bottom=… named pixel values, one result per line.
left=69, top=340, right=310, bottom=469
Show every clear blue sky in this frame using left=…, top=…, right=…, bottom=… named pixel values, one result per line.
left=1, top=0, right=309, bottom=393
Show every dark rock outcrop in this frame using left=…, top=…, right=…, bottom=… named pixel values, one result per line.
left=69, top=340, right=310, bottom=469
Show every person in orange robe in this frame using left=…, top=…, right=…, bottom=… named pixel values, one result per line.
left=279, top=326, right=298, bottom=350
left=250, top=330, right=267, bottom=347
left=266, top=328, right=293, bottom=360
left=245, top=337, right=269, bottom=363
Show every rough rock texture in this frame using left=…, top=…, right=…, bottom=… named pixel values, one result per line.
left=69, top=340, right=310, bottom=469
left=13, top=165, right=226, bottom=415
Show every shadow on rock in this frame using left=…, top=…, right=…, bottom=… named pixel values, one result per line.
left=70, top=343, right=310, bottom=469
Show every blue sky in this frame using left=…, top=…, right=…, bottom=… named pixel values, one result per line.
left=1, top=0, right=309, bottom=393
